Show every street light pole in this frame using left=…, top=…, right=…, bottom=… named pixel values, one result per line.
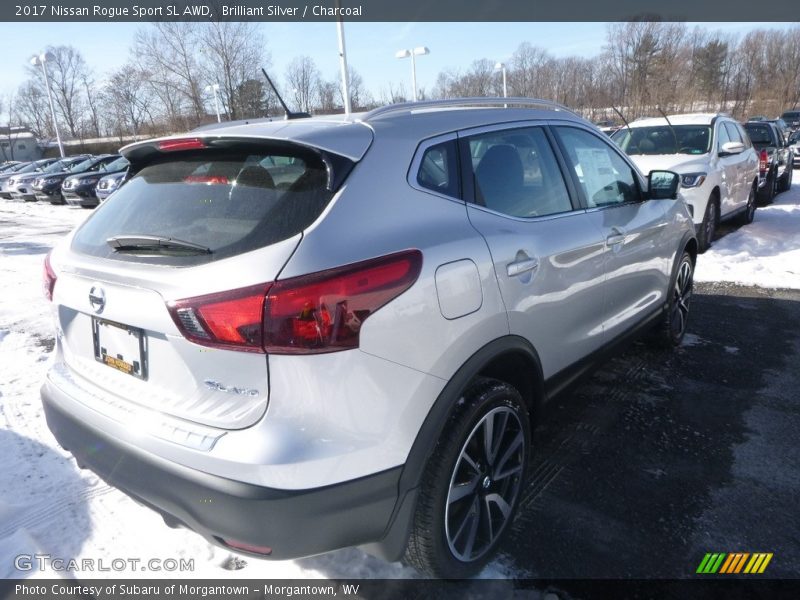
left=336, top=18, right=352, bottom=115
left=395, top=46, right=430, bottom=102
left=494, top=62, right=508, bottom=99
left=31, top=52, right=64, bottom=158
left=205, top=83, right=221, bottom=122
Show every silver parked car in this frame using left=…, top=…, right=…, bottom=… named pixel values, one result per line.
left=42, top=98, right=696, bottom=577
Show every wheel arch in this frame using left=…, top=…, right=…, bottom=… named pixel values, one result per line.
left=363, top=335, right=545, bottom=562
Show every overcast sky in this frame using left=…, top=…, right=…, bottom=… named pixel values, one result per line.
left=0, top=21, right=793, bottom=109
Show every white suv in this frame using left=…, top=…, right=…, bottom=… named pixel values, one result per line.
left=612, top=113, right=759, bottom=252
left=42, top=98, right=696, bottom=577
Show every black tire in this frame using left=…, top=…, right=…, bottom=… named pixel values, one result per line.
left=651, top=251, right=694, bottom=348
left=697, top=196, right=718, bottom=254
left=778, top=161, right=793, bottom=192
left=737, top=184, right=756, bottom=226
left=758, top=170, right=777, bottom=205
left=403, top=378, right=530, bottom=578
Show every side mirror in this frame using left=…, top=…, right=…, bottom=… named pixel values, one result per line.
left=648, top=170, right=680, bottom=200
left=719, top=141, right=745, bottom=156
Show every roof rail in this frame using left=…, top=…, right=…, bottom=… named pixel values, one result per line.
left=362, top=97, right=579, bottom=121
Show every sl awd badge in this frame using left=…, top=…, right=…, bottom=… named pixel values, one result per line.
left=203, top=380, right=260, bottom=397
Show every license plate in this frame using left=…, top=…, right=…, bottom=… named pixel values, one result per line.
left=92, top=318, right=148, bottom=380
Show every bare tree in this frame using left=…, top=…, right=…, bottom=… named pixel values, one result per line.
left=25, top=45, right=89, bottom=138
left=200, top=21, right=269, bottom=120
left=285, top=56, right=320, bottom=113
left=103, top=64, right=153, bottom=138
left=337, top=66, right=373, bottom=110
left=134, top=23, right=206, bottom=124
left=13, top=81, right=52, bottom=141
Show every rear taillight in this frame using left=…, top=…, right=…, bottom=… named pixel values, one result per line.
left=43, top=251, right=57, bottom=301
left=167, top=250, right=422, bottom=354
left=168, top=283, right=269, bottom=353
left=264, top=250, right=422, bottom=354
left=759, top=149, right=768, bottom=175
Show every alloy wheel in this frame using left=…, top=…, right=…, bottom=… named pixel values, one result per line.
left=670, top=259, right=693, bottom=340
left=445, top=406, right=525, bottom=563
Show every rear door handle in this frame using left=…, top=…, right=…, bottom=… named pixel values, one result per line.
left=606, top=230, right=626, bottom=247
left=506, top=258, right=539, bottom=277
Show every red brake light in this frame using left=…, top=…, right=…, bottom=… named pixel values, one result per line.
left=264, top=250, right=422, bottom=354
left=158, top=138, right=206, bottom=152
left=183, top=175, right=230, bottom=184
left=759, top=149, right=768, bottom=175
left=168, top=284, right=269, bottom=353
left=166, top=250, right=422, bottom=354
left=43, top=251, right=57, bottom=301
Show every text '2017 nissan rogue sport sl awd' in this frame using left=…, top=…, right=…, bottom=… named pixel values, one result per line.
left=41, top=98, right=697, bottom=577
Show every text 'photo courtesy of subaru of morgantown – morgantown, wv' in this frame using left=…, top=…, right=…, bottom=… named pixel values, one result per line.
left=0, top=17, right=799, bottom=587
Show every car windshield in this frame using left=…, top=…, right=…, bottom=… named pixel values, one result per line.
left=100, top=157, right=128, bottom=172
left=43, top=159, right=75, bottom=173
left=68, top=158, right=98, bottom=173
left=781, top=112, right=799, bottom=120
left=12, top=162, right=43, bottom=175
left=612, top=125, right=713, bottom=155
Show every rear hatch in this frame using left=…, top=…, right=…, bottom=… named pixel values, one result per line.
left=54, top=135, right=361, bottom=430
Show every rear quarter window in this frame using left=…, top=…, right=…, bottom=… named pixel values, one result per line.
left=71, top=146, right=341, bottom=265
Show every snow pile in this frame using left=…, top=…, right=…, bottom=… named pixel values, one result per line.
left=695, top=181, right=800, bottom=289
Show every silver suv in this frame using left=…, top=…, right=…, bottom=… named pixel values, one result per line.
left=42, top=98, right=696, bottom=577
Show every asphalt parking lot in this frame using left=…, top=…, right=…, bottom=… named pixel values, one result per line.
left=505, top=282, right=800, bottom=579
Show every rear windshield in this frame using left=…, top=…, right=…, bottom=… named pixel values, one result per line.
left=781, top=112, right=799, bottom=120
left=72, top=147, right=337, bottom=265
left=612, top=125, right=712, bottom=155
left=744, top=124, right=773, bottom=144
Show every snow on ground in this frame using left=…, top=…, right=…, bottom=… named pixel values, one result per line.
left=695, top=179, right=800, bottom=289
left=0, top=180, right=797, bottom=580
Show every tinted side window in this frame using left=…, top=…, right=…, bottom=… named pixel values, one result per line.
left=417, top=140, right=459, bottom=198
left=724, top=122, right=743, bottom=144
left=467, top=127, right=572, bottom=218
left=555, top=126, right=639, bottom=207
left=717, top=122, right=732, bottom=149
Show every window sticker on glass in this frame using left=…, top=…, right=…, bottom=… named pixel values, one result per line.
left=575, top=147, right=616, bottom=194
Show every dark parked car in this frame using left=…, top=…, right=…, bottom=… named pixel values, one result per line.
left=34, top=155, right=114, bottom=205
left=743, top=120, right=793, bottom=204
left=768, top=118, right=791, bottom=143
left=62, top=155, right=124, bottom=208
left=780, top=110, right=800, bottom=131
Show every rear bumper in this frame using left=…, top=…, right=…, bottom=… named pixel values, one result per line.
left=42, top=384, right=402, bottom=560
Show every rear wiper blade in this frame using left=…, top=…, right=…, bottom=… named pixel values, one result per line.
left=106, top=235, right=211, bottom=254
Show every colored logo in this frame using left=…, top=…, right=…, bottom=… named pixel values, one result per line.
left=696, top=552, right=773, bottom=574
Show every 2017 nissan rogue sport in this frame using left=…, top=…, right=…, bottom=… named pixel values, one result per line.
left=41, top=98, right=697, bottom=577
